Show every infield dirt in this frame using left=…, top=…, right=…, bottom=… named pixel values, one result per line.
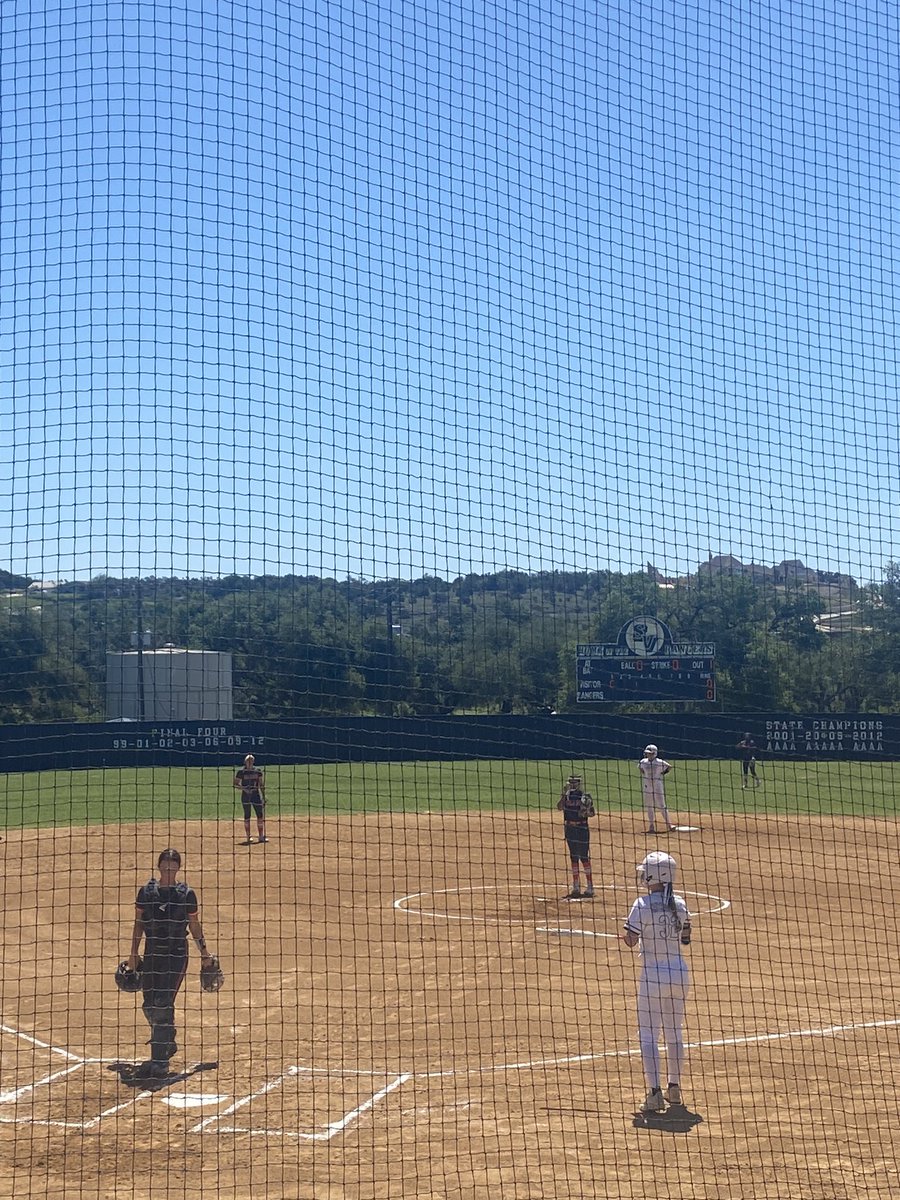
left=0, top=809, right=897, bottom=1199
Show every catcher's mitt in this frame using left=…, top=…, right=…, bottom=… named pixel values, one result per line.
left=114, top=958, right=143, bottom=993
left=200, top=956, right=225, bottom=993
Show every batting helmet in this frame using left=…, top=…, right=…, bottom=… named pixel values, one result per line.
left=114, top=959, right=143, bottom=993
left=637, top=852, right=677, bottom=887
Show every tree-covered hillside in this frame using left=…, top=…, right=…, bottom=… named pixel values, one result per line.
left=1, top=561, right=896, bottom=722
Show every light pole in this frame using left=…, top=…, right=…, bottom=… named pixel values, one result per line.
left=131, top=579, right=152, bottom=721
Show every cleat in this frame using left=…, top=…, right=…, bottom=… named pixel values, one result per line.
left=665, top=1084, right=682, bottom=1105
left=565, top=889, right=582, bottom=900
left=641, top=1088, right=665, bottom=1114
left=258, top=836, right=268, bottom=843
left=582, top=887, right=594, bottom=898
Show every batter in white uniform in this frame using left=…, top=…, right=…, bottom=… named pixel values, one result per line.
left=620, top=851, right=692, bottom=1114
left=638, top=744, right=675, bottom=833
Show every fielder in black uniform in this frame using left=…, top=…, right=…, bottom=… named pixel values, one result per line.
left=556, top=774, right=595, bottom=899
left=126, top=848, right=215, bottom=1079
left=736, top=733, right=761, bottom=788
left=233, top=753, right=267, bottom=844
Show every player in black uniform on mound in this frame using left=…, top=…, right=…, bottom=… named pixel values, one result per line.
left=125, top=848, right=216, bottom=1079
left=556, top=774, right=596, bottom=899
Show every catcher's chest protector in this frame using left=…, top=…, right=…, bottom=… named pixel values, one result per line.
left=142, top=880, right=190, bottom=941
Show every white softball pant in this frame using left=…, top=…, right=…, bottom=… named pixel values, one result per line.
left=637, top=962, right=690, bottom=1088
left=642, top=787, right=671, bottom=829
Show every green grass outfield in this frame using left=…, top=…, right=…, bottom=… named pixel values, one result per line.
left=0, top=758, right=897, bottom=830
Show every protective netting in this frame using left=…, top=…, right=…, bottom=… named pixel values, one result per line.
left=1, top=0, right=898, bottom=1195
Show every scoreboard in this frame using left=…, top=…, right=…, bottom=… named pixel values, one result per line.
left=578, top=648, right=720, bottom=700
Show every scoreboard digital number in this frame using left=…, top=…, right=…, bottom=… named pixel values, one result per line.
left=577, top=657, right=716, bottom=702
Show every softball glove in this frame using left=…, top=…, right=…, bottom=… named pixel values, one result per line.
left=200, top=956, right=225, bottom=993
left=577, top=793, right=596, bottom=819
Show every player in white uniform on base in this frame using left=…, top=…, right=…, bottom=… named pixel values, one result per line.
left=620, top=851, right=692, bottom=1114
left=638, top=744, right=675, bottom=833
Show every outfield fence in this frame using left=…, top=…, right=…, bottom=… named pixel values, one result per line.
left=2, top=713, right=897, bottom=772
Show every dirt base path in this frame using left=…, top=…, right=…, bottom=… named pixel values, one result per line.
left=0, top=810, right=897, bottom=1198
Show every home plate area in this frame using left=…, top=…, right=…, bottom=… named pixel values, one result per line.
left=0, top=1044, right=407, bottom=1141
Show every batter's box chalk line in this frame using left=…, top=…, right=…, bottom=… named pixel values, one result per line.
left=0, top=1030, right=412, bottom=1142
left=189, top=1066, right=413, bottom=1139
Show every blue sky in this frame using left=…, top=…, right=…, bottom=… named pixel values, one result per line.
left=0, top=0, right=897, bottom=584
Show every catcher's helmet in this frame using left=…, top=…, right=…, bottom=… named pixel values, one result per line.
left=114, top=959, right=143, bottom=993
left=637, top=852, right=677, bottom=887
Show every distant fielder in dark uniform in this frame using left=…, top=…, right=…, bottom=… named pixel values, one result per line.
left=234, top=753, right=267, bottom=844
left=736, top=733, right=761, bottom=789
left=125, top=848, right=216, bottom=1079
left=557, top=774, right=595, bottom=899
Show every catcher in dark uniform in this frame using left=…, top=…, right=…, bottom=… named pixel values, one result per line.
left=117, top=848, right=223, bottom=1080
left=556, top=774, right=596, bottom=899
